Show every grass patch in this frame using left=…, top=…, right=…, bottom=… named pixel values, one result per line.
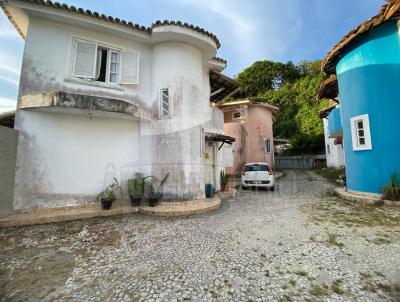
left=326, top=233, right=344, bottom=247
left=331, top=279, right=345, bottom=295
left=294, top=270, right=308, bottom=277
left=314, top=167, right=343, bottom=184
left=289, top=279, right=296, bottom=286
left=304, top=197, right=400, bottom=231
left=309, top=283, right=330, bottom=296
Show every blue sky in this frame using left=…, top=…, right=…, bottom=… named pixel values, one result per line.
left=0, top=0, right=385, bottom=112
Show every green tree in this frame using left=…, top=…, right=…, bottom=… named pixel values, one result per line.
left=235, top=60, right=301, bottom=98
left=237, top=60, right=329, bottom=154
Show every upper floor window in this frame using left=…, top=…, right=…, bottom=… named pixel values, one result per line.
left=71, top=39, right=139, bottom=85
left=350, top=114, right=372, bottom=151
left=264, top=138, right=271, bottom=153
left=160, top=88, right=170, bottom=118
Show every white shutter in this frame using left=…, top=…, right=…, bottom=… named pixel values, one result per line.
left=73, top=40, right=97, bottom=78
left=120, top=51, right=139, bottom=84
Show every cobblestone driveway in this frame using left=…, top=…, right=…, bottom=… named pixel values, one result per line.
left=1, top=170, right=399, bottom=301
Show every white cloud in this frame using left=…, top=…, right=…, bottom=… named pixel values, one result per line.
left=0, top=10, right=19, bottom=38
left=0, top=97, right=17, bottom=112
left=0, top=75, right=19, bottom=86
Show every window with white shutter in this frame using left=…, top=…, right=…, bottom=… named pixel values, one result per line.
left=160, top=88, right=170, bottom=118
left=73, top=40, right=97, bottom=78
left=120, top=51, right=139, bottom=84
left=71, top=39, right=140, bottom=86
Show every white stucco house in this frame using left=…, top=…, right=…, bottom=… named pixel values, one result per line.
left=1, top=0, right=239, bottom=209
left=319, top=90, right=344, bottom=169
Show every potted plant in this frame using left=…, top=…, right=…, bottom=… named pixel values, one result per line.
left=383, top=172, right=400, bottom=201
left=205, top=183, right=214, bottom=198
left=220, top=170, right=229, bottom=192
left=146, top=183, right=161, bottom=207
left=97, top=177, right=119, bottom=210
left=144, top=173, right=169, bottom=207
left=128, top=173, right=145, bottom=207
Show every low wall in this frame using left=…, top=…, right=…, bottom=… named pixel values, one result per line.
left=0, top=126, right=18, bottom=218
left=275, top=155, right=326, bottom=170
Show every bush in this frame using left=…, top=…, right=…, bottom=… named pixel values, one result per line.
left=383, top=173, right=400, bottom=201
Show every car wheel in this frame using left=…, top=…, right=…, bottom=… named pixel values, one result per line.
left=242, top=185, right=247, bottom=190
left=270, top=186, right=275, bottom=192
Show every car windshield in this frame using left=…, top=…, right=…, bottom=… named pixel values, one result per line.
left=245, top=164, right=268, bottom=172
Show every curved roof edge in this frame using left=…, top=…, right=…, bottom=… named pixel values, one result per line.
left=1, top=0, right=221, bottom=48
left=316, top=75, right=338, bottom=101
left=322, top=0, right=400, bottom=74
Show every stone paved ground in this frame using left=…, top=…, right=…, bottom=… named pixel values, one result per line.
left=1, top=170, right=400, bottom=302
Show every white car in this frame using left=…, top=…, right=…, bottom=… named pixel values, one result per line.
left=241, top=162, right=275, bottom=191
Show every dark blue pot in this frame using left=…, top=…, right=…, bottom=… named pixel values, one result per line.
left=205, top=184, right=214, bottom=198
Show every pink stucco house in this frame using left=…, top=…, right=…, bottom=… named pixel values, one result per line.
left=218, top=99, right=279, bottom=175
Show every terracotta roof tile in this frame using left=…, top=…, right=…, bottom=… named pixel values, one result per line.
left=322, top=0, right=400, bottom=74
left=6, top=0, right=221, bottom=47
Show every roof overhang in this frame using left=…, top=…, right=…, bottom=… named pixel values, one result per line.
left=205, top=132, right=235, bottom=145
left=208, top=57, right=227, bottom=71
left=322, top=0, right=400, bottom=74
left=218, top=99, right=279, bottom=114
left=316, top=75, right=339, bottom=101
left=1, top=0, right=221, bottom=56
left=0, top=110, right=16, bottom=128
left=209, top=70, right=240, bottom=103
left=20, top=91, right=151, bottom=121
left=319, top=101, right=339, bottom=119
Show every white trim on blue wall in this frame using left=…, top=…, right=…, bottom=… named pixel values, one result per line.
left=350, top=114, right=372, bottom=151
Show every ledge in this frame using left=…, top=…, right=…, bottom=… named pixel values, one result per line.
left=139, top=196, right=221, bottom=217
left=64, top=77, right=124, bottom=91
left=0, top=200, right=139, bottom=228
left=20, top=91, right=150, bottom=120
left=335, top=187, right=400, bottom=206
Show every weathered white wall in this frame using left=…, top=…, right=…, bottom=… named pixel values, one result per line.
left=323, top=118, right=344, bottom=168
left=14, top=110, right=141, bottom=209
left=150, top=42, right=215, bottom=200
left=14, top=14, right=222, bottom=207
left=19, top=17, right=152, bottom=109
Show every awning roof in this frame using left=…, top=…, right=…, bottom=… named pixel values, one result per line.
left=210, top=70, right=240, bottom=103
left=217, top=99, right=279, bottom=113
left=322, top=0, right=400, bottom=74
left=205, top=132, right=236, bottom=144
left=319, top=100, right=339, bottom=118
left=0, top=110, right=15, bottom=128
left=316, top=75, right=339, bottom=101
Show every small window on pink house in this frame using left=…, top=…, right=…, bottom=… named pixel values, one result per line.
left=264, top=139, right=271, bottom=153
left=232, top=111, right=243, bottom=120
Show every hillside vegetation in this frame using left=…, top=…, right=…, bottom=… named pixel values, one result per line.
left=233, top=60, right=329, bottom=154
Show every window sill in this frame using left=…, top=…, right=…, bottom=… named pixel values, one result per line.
left=64, top=77, right=124, bottom=91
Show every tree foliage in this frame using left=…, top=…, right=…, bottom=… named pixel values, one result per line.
left=235, top=60, right=301, bottom=98
left=235, top=59, right=328, bottom=154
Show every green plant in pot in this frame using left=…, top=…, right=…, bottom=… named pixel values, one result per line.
left=97, top=177, right=119, bottom=210
left=383, top=172, right=400, bottom=201
left=128, top=173, right=145, bottom=207
left=220, top=170, right=229, bottom=192
left=144, top=173, right=169, bottom=207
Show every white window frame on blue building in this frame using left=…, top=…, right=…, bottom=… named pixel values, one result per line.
left=350, top=114, right=372, bottom=151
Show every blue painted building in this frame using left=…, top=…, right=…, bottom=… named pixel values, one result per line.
left=318, top=0, right=400, bottom=196
left=327, top=107, right=342, bottom=138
